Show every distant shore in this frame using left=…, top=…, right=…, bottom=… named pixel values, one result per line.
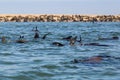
left=0, top=14, right=120, bottom=22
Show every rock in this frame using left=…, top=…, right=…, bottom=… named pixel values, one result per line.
left=0, top=14, right=120, bottom=22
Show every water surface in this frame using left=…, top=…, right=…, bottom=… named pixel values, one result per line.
left=0, top=22, right=120, bottom=80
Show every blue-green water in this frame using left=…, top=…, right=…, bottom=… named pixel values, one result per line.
left=0, top=22, right=120, bottom=80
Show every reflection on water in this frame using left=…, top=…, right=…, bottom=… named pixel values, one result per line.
left=0, top=22, right=120, bottom=80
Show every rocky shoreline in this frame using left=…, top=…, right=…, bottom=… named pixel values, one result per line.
left=0, top=14, right=120, bottom=22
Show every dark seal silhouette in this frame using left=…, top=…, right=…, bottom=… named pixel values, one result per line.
left=33, top=27, right=40, bottom=39
left=16, top=36, right=27, bottom=43
left=72, top=54, right=120, bottom=63
left=1, top=36, right=7, bottom=43
left=98, top=36, right=119, bottom=40
left=62, top=36, right=72, bottom=41
left=84, top=43, right=110, bottom=46
left=42, top=33, right=51, bottom=39
left=77, top=36, right=110, bottom=46
left=52, top=42, right=64, bottom=46
left=34, top=32, right=39, bottom=39
left=32, top=26, right=39, bottom=32
left=69, top=36, right=77, bottom=46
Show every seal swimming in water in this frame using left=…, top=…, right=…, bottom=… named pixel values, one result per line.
left=32, top=27, right=40, bottom=39
left=98, top=36, right=119, bottom=40
left=42, top=32, right=51, bottom=39
left=77, top=35, right=110, bottom=46
left=1, top=36, right=7, bottom=43
left=84, top=43, right=110, bottom=46
left=77, top=35, right=83, bottom=45
left=62, top=36, right=72, bottom=41
left=69, top=36, right=77, bottom=46
left=77, top=35, right=82, bottom=43
left=72, top=54, right=120, bottom=63
left=72, top=57, right=102, bottom=63
left=34, top=32, right=39, bottom=39
left=16, top=36, right=27, bottom=43
left=52, top=42, right=64, bottom=46
left=32, top=26, right=39, bottom=32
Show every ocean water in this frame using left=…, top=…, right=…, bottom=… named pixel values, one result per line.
left=0, top=22, right=120, bottom=80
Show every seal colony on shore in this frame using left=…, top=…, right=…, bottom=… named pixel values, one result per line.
left=0, top=14, right=120, bottom=22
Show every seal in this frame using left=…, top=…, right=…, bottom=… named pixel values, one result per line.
left=32, top=27, right=40, bottom=39
left=16, top=36, right=27, bottom=43
left=62, top=36, right=72, bottom=41
left=72, top=54, right=120, bottom=63
left=98, top=36, right=119, bottom=40
left=42, top=32, right=51, bottom=39
left=69, top=36, right=77, bottom=46
left=34, top=32, right=39, bottom=38
left=84, top=43, right=110, bottom=46
left=77, top=36, right=110, bottom=46
left=52, top=42, right=64, bottom=46
left=1, top=36, right=7, bottom=43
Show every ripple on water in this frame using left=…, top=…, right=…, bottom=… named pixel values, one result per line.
left=0, top=75, right=33, bottom=80
left=0, top=60, right=19, bottom=65
left=21, top=71, right=54, bottom=78
left=0, top=22, right=120, bottom=80
left=41, top=64, right=60, bottom=69
left=102, top=71, right=119, bottom=76
left=0, top=52, right=12, bottom=56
